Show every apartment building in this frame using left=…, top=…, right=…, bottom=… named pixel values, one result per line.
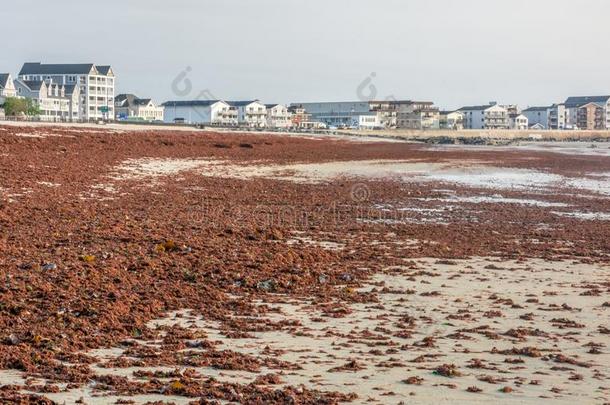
left=14, top=79, right=78, bottom=121
left=161, top=100, right=233, bottom=124
left=18, top=63, right=115, bottom=121
left=396, top=101, right=440, bottom=129
left=576, top=102, right=605, bottom=130
left=564, top=96, right=610, bottom=129
left=0, top=73, right=17, bottom=104
left=115, top=94, right=164, bottom=121
left=459, top=103, right=509, bottom=129
left=287, top=105, right=323, bottom=129
left=228, top=100, right=267, bottom=127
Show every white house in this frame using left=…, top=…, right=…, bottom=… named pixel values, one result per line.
left=459, top=103, right=509, bottom=129
left=161, top=100, right=234, bottom=125
left=18, top=63, right=115, bottom=121
left=115, top=94, right=164, bottom=121
left=509, top=113, right=529, bottom=130
left=265, top=104, right=292, bottom=128
left=357, top=112, right=381, bottom=129
left=14, top=79, right=76, bottom=121
left=0, top=73, right=17, bottom=104
left=228, top=100, right=267, bottom=127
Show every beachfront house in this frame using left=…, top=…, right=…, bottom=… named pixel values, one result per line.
left=396, top=101, right=440, bottom=129
left=227, top=100, right=267, bottom=127
left=439, top=111, right=465, bottom=130
left=115, top=94, right=164, bottom=121
left=459, top=103, right=509, bottom=130
left=265, top=104, right=292, bottom=128
left=509, top=113, right=529, bottom=130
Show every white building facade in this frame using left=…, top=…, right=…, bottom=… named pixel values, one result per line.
left=18, top=63, right=115, bottom=121
left=509, top=113, right=529, bottom=130
left=265, top=104, right=292, bottom=128
left=228, top=101, right=267, bottom=127
left=162, top=100, right=233, bottom=124
left=14, top=79, right=78, bottom=121
left=459, top=103, right=509, bottom=130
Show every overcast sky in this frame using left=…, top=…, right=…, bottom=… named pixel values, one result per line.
left=2, top=0, right=609, bottom=109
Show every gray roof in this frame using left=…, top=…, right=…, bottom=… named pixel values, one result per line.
left=522, top=106, right=551, bottom=112
left=564, top=96, right=610, bottom=108
left=64, top=84, right=78, bottom=95
left=161, top=100, right=222, bottom=107
left=458, top=104, right=495, bottom=111
left=116, top=94, right=152, bottom=107
left=19, top=62, right=96, bottom=76
left=96, top=65, right=112, bottom=75
left=21, top=80, right=44, bottom=91
left=227, top=100, right=259, bottom=107
left=0, top=74, right=10, bottom=88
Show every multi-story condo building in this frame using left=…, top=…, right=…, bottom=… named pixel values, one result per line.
left=548, top=104, right=567, bottom=130
left=459, top=103, right=509, bottom=129
left=287, top=105, right=324, bottom=129
left=0, top=74, right=17, bottom=104
left=523, top=104, right=567, bottom=129
left=265, top=104, right=292, bottom=128
left=13, top=79, right=79, bottom=121
left=564, top=96, right=610, bottom=129
left=161, top=100, right=234, bottom=125
left=228, top=100, right=267, bottom=127
left=396, top=101, right=440, bottom=129
left=18, top=63, right=115, bottom=121
left=576, top=102, right=605, bottom=130
left=115, top=94, right=164, bottom=121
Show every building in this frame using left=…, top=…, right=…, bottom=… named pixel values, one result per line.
left=0, top=73, right=17, bottom=104
left=369, top=100, right=398, bottom=128
left=289, top=101, right=370, bottom=127
left=509, top=113, right=529, bottom=130
left=18, top=62, right=115, bottom=121
left=459, top=103, right=509, bottom=129
left=227, top=100, right=267, bottom=127
left=357, top=112, right=382, bottom=129
left=576, top=102, right=605, bottom=130
left=439, top=111, right=464, bottom=130
left=396, top=101, right=439, bottom=129
left=548, top=104, right=566, bottom=130
left=287, top=105, right=324, bottom=129
left=161, top=100, right=233, bottom=125
left=115, top=94, right=164, bottom=121
left=522, top=106, right=551, bottom=129
left=265, top=104, right=292, bottom=128
left=14, top=79, right=78, bottom=121
left=564, top=96, right=610, bottom=129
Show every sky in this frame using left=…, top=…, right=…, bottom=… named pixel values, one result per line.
left=1, top=0, right=609, bottom=110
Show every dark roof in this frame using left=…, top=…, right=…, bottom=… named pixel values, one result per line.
left=19, top=62, right=97, bottom=76
left=458, top=104, right=496, bottom=111
left=523, top=106, right=551, bottom=112
left=64, top=84, right=78, bottom=95
left=265, top=103, right=283, bottom=109
left=116, top=94, right=153, bottom=107
left=564, top=96, right=610, bottom=108
left=96, top=65, right=112, bottom=75
left=21, top=80, right=44, bottom=91
left=227, top=100, right=260, bottom=107
left=161, top=100, right=222, bottom=107
left=0, top=74, right=10, bottom=88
